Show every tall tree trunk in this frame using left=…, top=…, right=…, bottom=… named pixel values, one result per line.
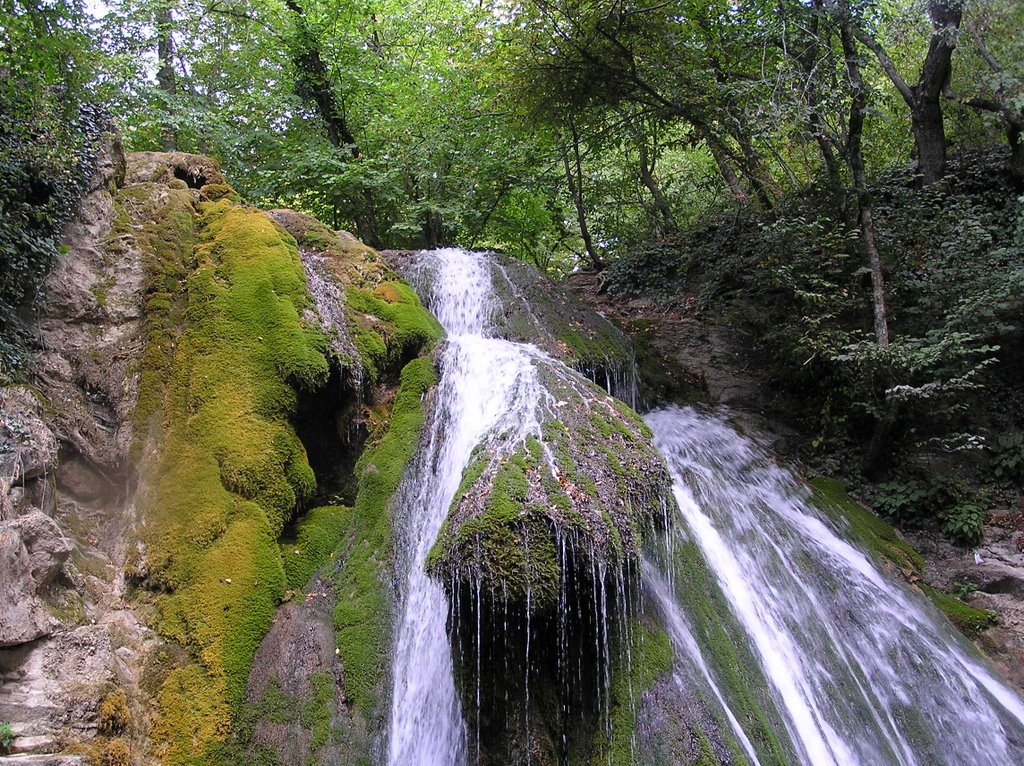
left=840, top=23, right=889, bottom=348
left=560, top=123, right=603, bottom=271
left=155, top=3, right=177, bottom=151
left=852, top=0, right=962, bottom=185
left=911, top=95, right=949, bottom=185
left=637, top=140, right=676, bottom=232
left=729, top=123, right=780, bottom=210
left=285, top=0, right=383, bottom=247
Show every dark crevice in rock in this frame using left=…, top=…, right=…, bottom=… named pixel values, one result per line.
left=292, top=364, right=364, bottom=509
left=172, top=166, right=207, bottom=189
left=449, top=551, right=635, bottom=765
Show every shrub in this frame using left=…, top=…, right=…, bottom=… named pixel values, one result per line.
left=0, top=722, right=15, bottom=752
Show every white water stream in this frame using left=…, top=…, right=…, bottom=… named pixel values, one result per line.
left=646, top=406, right=1024, bottom=766
left=387, top=249, right=549, bottom=764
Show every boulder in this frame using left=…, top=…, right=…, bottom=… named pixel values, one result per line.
left=427, top=359, right=672, bottom=611
left=0, top=526, right=55, bottom=647
left=8, top=512, right=71, bottom=587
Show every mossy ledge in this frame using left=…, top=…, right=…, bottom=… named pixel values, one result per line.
left=427, top=363, right=670, bottom=613
left=810, top=476, right=995, bottom=639
left=137, top=195, right=331, bottom=764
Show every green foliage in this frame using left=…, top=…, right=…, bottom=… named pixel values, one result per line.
left=869, top=473, right=988, bottom=547
left=991, top=432, right=1024, bottom=484
left=0, top=722, right=14, bottom=752
left=0, top=1, right=109, bottom=375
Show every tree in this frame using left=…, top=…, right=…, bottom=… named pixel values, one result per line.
left=851, top=0, right=964, bottom=185
left=838, top=13, right=890, bottom=347
left=946, top=3, right=1024, bottom=180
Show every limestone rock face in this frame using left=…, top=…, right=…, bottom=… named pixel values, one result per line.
left=0, top=525, right=56, bottom=647
left=0, top=132, right=182, bottom=763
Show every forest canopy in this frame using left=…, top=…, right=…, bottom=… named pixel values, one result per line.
left=3, top=0, right=1021, bottom=274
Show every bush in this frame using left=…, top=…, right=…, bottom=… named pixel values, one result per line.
left=0, top=722, right=14, bottom=752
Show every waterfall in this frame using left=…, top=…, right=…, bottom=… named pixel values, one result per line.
left=388, top=248, right=548, bottom=764
left=645, top=406, right=1024, bottom=766
left=386, top=250, right=1024, bottom=765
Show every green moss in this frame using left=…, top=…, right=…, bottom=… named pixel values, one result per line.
left=556, top=325, right=631, bottom=370
left=810, top=477, right=923, bottom=573
left=428, top=449, right=564, bottom=607
left=671, top=541, right=790, bottom=765
left=201, top=182, right=242, bottom=203
left=595, top=621, right=673, bottom=765
left=345, top=282, right=443, bottom=382
left=920, top=584, right=996, bottom=638
left=281, top=505, right=352, bottom=590
left=298, top=672, right=334, bottom=752
left=138, top=200, right=331, bottom=763
left=333, top=356, right=437, bottom=718
left=153, top=664, right=232, bottom=766
left=810, top=476, right=995, bottom=639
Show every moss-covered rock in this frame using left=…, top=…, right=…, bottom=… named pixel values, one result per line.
left=333, top=356, right=437, bottom=723
left=488, top=256, right=634, bottom=377
left=280, top=505, right=352, bottom=591
left=427, top=362, right=671, bottom=612
left=136, top=196, right=331, bottom=763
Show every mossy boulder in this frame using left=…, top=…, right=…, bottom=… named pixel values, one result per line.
left=427, top=361, right=672, bottom=612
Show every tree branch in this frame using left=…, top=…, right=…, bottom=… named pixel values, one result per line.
left=851, top=27, right=914, bottom=104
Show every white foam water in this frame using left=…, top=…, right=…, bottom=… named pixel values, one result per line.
left=645, top=406, right=1024, bottom=766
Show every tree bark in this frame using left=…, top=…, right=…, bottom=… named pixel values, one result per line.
left=560, top=123, right=603, bottom=271
left=285, top=0, right=359, bottom=156
left=852, top=0, right=962, bottom=185
left=840, top=22, right=889, bottom=347
left=693, top=119, right=749, bottom=204
left=155, top=3, right=177, bottom=151
left=637, top=139, right=677, bottom=232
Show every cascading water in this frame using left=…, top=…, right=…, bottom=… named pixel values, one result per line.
left=644, top=406, right=1024, bottom=766
left=385, top=249, right=1024, bottom=765
left=388, top=248, right=548, bottom=764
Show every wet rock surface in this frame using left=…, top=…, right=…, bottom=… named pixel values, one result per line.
left=906, top=508, right=1024, bottom=694
left=245, top=566, right=369, bottom=766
